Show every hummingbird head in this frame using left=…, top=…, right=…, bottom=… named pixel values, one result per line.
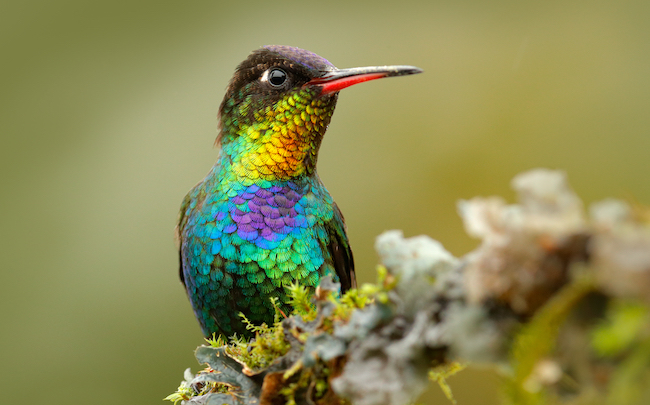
left=217, top=45, right=421, bottom=181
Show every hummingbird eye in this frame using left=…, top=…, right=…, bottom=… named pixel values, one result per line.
left=266, top=68, right=288, bottom=88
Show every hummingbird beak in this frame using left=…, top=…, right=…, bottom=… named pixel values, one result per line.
left=308, top=65, right=423, bottom=95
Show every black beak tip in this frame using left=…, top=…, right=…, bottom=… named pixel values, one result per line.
left=396, top=66, right=423, bottom=76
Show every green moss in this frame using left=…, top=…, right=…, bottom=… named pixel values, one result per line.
left=429, top=362, right=467, bottom=404
left=163, top=366, right=230, bottom=404
left=287, top=282, right=318, bottom=319
left=166, top=267, right=462, bottom=405
left=606, top=337, right=650, bottom=404
left=162, top=381, right=194, bottom=405
left=279, top=367, right=313, bottom=405
left=591, top=300, right=650, bottom=357
left=226, top=302, right=291, bottom=373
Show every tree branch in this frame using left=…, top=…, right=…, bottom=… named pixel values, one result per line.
left=167, top=168, right=650, bottom=405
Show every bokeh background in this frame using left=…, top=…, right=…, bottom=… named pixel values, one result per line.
left=2, top=1, right=650, bottom=404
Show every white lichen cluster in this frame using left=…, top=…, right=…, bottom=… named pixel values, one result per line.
left=332, top=231, right=463, bottom=405
left=458, top=169, right=587, bottom=314
left=590, top=199, right=650, bottom=302
left=458, top=168, right=650, bottom=313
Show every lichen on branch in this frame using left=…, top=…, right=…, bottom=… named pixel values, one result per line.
left=167, top=169, right=650, bottom=405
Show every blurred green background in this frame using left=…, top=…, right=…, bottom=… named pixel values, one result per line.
left=2, top=0, right=649, bottom=404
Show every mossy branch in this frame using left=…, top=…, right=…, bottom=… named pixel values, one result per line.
left=167, top=169, right=650, bottom=405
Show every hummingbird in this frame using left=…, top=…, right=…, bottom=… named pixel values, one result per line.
left=176, top=45, right=422, bottom=338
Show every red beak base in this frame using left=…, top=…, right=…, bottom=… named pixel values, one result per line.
left=307, top=65, right=422, bottom=95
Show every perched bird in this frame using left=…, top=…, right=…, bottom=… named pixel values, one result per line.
left=176, top=45, right=421, bottom=338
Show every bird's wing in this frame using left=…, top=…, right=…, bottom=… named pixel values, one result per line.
left=174, top=190, right=194, bottom=287
left=327, top=202, right=356, bottom=291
